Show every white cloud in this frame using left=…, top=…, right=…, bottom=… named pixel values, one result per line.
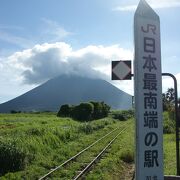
left=113, top=80, right=134, bottom=95
left=0, top=19, right=72, bottom=51
left=0, top=42, right=133, bottom=99
left=41, top=18, right=72, bottom=42
left=113, top=0, right=180, bottom=12
left=0, top=57, right=37, bottom=103
left=1, top=42, right=180, bottom=102
left=0, top=31, right=33, bottom=48
left=162, top=73, right=180, bottom=96
left=113, top=5, right=136, bottom=12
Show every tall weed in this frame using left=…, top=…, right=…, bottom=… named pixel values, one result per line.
left=163, top=112, right=175, bottom=134
left=0, top=138, right=30, bottom=175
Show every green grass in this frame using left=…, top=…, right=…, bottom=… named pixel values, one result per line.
left=0, top=112, right=124, bottom=179
left=86, top=119, right=135, bottom=180
left=164, top=134, right=176, bottom=175
left=0, top=111, right=178, bottom=179
left=163, top=111, right=176, bottom=134
left=163, top=111, right=177, bottom=175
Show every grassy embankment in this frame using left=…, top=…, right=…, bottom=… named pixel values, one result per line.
left=0, top=111, right=134, bottom=179
left=163, top=111, right=176, bottom=175
left=0, top=110, right=177, bottom=179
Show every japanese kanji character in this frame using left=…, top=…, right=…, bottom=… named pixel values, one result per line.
left=144, top=37, right=155, bottom=53
left=143, top=73, right=157, bottom=90
left=144, top=150, right=159, bottom=167
left=144, top=111, right=158, bottom=128
left=143, top=55, right=157, bottom=72
left=144, top=92, right=157, bottom=109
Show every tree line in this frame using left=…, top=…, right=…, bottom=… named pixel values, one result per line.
left=163, top=88, right=180, bottom=111
left=57, top=101, right=110, bottom=121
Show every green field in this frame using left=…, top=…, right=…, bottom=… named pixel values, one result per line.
left=0, top=112, right=177, bottom=179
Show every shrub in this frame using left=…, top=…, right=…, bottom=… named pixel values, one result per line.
left=168, top=108, right=175, bottom=120
left=113, top=113, right=126, bottom=121
left=26, top=127, right=45, bottom=136
left=101, top=102, right=111, bottom=118
left=57, top=101, right=111, bottom=121
left=10, top=110, right=21, bottom=114
left=78, top=123, right=93, bottom=134
left=72, top=102, right=94, bottom=121
left=112, top=110, right=134, bottom=121
left=163, top=112, right=175, bottom=134
left=120, top=150, right=134, bottom=163
left=90, top=101, right=102, bottom=119
left=78, top=120, right=109, bottom=134
left=57, top=104, right=71, bottom=117
left=0, top=139, right=29, bottom=175
left=90, top=101, right=110, bottom=119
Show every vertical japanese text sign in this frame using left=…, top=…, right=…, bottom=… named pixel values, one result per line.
left=134, top=0, right=163, bottom=179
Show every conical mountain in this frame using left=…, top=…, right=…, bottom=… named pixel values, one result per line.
left=0, top=75, right=132, bottom=113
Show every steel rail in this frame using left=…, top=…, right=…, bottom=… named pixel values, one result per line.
left=73, top=125, right=129, bottom=180
left=39, top=125, right=124, bottom=180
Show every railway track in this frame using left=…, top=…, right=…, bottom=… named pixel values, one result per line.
left=39, top=122, right=131, bottom=180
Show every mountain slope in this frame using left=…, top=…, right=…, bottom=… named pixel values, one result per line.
left=0, top=75, right=132, bottom=112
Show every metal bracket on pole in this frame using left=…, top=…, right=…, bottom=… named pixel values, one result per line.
left=162, top=73, right=180, bottom=176
left=131, top=73, right=180, bottom=175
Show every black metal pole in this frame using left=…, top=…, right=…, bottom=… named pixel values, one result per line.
left=162, top=73, right=180, bottom=176
left=131, top=73, right=180, bottom=175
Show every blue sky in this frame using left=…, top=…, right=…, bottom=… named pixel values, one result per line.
left=0, top=0, right=180, bottom=103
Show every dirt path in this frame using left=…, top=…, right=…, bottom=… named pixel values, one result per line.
left=123, top=164, right=135, bottom=180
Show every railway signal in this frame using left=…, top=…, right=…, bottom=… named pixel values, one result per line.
left=111, top=61, right=132, bottom=80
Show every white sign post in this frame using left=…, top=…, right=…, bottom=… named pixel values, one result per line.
left=134, top=0, right=163, bottom=179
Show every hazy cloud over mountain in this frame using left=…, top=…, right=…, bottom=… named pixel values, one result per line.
left=1, top=42, right=132, bottom=85
left=1, top=41, right=179, bottom=100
